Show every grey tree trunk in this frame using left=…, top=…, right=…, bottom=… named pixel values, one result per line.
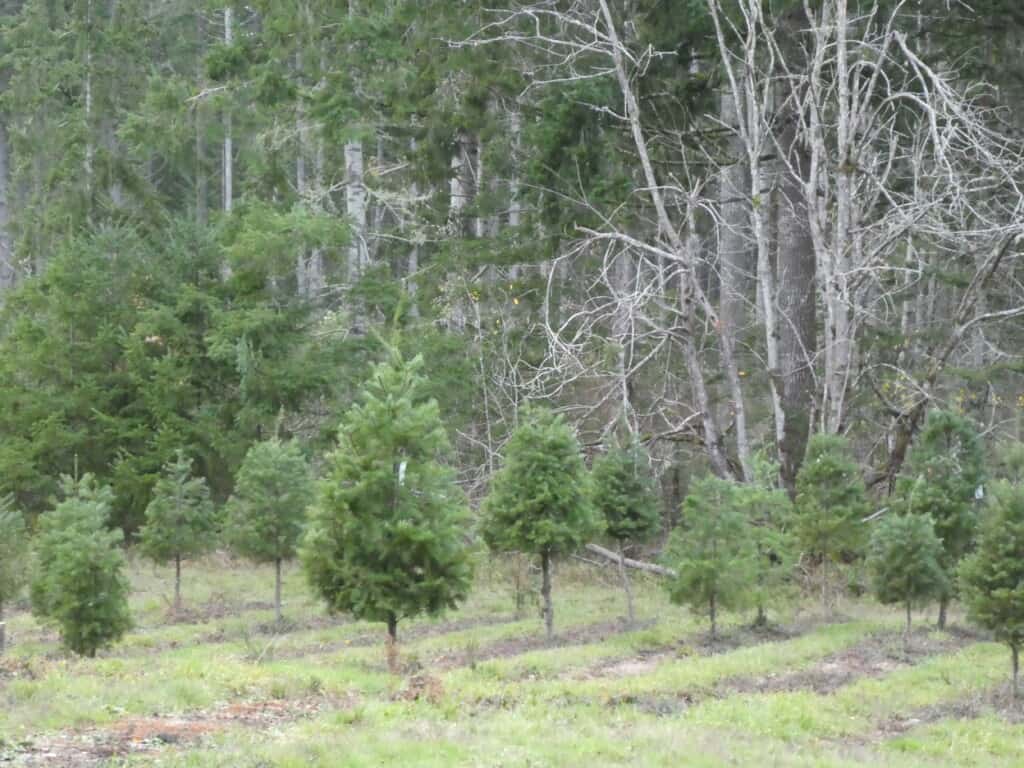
left=222, top=7, right=234, bottom=216
left=541, top=550, right=554, bottom=641
left=709, top=591, right=717, bottom=640
left=345, top=138, right=367, bottom=282
left=0, top=599, right=5, bottom=654
left=0, top=117, right=14, bottom=292
left=937, top=597, right=948, bottom=630
left=386, top=613, right=399, bottom=674
left=774, top=114, right=817, bottom=494
left=905, top=601, right=912, bottom=653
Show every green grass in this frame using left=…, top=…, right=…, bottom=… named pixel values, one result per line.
left=2, top=555, right=1021, bottom=766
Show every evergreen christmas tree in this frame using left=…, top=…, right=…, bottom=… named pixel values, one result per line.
left=895, top=410, right=984, bottom=628
left=867, top=513, right=948, bottom=650
left=30, top=475, right=132, bottom=657
left=590, top=439, right=661, bottom=625
left=793, top=434, right=870, bottom=613
left=0, top=495, right=30, bottom=654
left=138, top=450, right=217, bottom=615
left=665, top=476, right=756, bottom=640
left=302, top=348, right=472, bottom=671
left=225, top=439, right=313, bottom=623
left=482, top=407, right=598, bottom=640
left=959, top=481, right=1024, bottom=698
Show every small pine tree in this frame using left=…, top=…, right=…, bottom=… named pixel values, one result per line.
left=895, top=410, right=984, bottom=628
left=867, top=514, right=948, bottom=651
left=482, top=407, right=599, bottom=641
left=301, top=349, right=472, bottom=671
left=793, top=434, right=870, bottom=614
left=0, top=495, right=30, bottom=654
left=138, top=450, right=217, bottom=614
left=30, top=476, right=132, bottom=657
left=959, top=482, right=1024, bottom=699
left=665, top=476, right=756, bottom=640
left=737, top=458, right=795, bottom=627
left=590, top=439, right=661, bottom=625
left=225, top=439, right=313, bottom=623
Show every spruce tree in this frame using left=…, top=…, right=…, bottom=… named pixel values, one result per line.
left=867, top=514, right=948, bottom=651
left=225, top=439, right=313, bottom=623
left=482, top=408, right=598, bottom=641
left=959, top=482, right=1024, bottom=698
left=138, top=450, right=217, bottom=615
left=302, top=348, right=472, bottom=671
left=590, top=439, right=661, bottom=625
left=895, top=410, right=984, bottom=628
left=793, top=434, right=870, bottom=614
left=30, top=476, right=132, bottom=657
left=665, top=476, right=756, bottom=640
left=0, top=495, right=29, bottom=654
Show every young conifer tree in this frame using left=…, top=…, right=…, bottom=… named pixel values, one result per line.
left=793, top=434, right=870, bottom=614
left=31, top=475, right=132, bottom=657
left=0, top=495, right=30, bottom=654
left=867, top=513, right=948, bottom=651
left=225, top=439, right=313, bottom=623
left=138, top=450, right=217, bottom=615
left=302, top=348, right=472, bottom=671
left=482, top=407, right=598, bottom=641
left=590, top=439, right=660, bottom=625
left=959, top=481, right=1024, bottom=699
left=895, top=410, right=984, bottom=628
left=665, top=476, right=756, bottom=640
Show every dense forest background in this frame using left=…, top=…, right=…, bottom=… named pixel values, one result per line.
left=0, top=0, right=1022, bottom=534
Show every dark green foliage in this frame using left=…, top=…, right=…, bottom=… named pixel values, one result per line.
left=793, top=434, right=871, bottom=611
left=959, top=482, right=1024, bottom=697
left=590, top=439, right=661, bottom=624
left=867, top=514, right=948, bottom=645
left=302, top=348, right=472, bottom=661
left=591, top=440, right=661, bottom=544
left=138, top=450, right=217, bottom=613
left=0, top=495, right=29, bottom=652
left=482, top=407, right=598, bottom=639
left=30, top=476, right=132, bottom=657
left=895, top=410, right=985, bottom=627
left=225, top=439, right=313, bottom=622
left=665, top=476, right=757, bottom=639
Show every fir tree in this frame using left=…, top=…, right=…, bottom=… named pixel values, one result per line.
left=867, top=514, right=948, bottom=651
left=590, top=439, right=661, bottom=625
left=225, top=439, right=313, bottom=623
left=302, top=348, right=472, bottom=671
left=30, top=475, right=132, bottom=657
left=138, top=450, right=217, bottom=615
left=482, top=407, right=598, bottom=641
left=737, top=457, right=796, bottom=627
left=793, top=434, right=870, bottom=614
left=0, top=495, right=29, bottom=654
left=895, top=410, right=984, bottom=628
left=665, top=476, right=756, bottom=640
left=959, top=482, right=1024, bottom=699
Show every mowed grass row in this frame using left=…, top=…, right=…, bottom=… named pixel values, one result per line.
left=2, top=557, right=1020, bottom=766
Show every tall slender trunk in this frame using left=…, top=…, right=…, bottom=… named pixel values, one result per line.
left=0, top=599, right=5, bottom=654
left=937, top=597, right=948, bottom=630
left=709, top=591, right=717, bottom=640
left=618, top=541, right=635, bottom=626
left=904, top=601, right=912, bottom=653
left=821, top=556, right=829, bottom=616
left=541, top=550, right=554, bottom=641
left=345, top=139, right=367, bottom=282
left=0, top=117, right=13, bottom=292
left=274, top=558, right=283, bottom=624
left=222, top=7, right=233, bottom=216
left=386, top=613, right=399, bottom=674
left=174, top=554, right=182, bottom=615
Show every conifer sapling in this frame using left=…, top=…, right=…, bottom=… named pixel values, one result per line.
left=590, top=439, right=660, bottom=625
left=302, top=348, right=472, bottom=672
left=225, top=439, right=313, bottom=623
left=483, top=407, right=598, bottom=641
left=138, top=450, right=217, bottom=614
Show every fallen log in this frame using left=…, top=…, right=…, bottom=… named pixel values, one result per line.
left=584, top=543, right=677, bottom=578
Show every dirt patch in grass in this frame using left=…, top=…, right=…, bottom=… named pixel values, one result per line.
left=721, top=628, right=975, bottom=696
left=0, top=696, right=348, bottom=767
left=877, top=686, right=1024, bottom=738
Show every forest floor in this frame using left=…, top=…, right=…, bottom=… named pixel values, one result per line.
left=0, top=553, right=1021, bottom=767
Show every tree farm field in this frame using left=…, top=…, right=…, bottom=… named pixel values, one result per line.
left=1, top=554, right=1021, bottom=768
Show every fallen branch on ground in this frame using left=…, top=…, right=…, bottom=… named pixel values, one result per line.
left=584, top=543, right=677, bottom=578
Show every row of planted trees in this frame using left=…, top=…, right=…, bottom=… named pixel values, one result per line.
left=1, top=347, right=1023, bottom=693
